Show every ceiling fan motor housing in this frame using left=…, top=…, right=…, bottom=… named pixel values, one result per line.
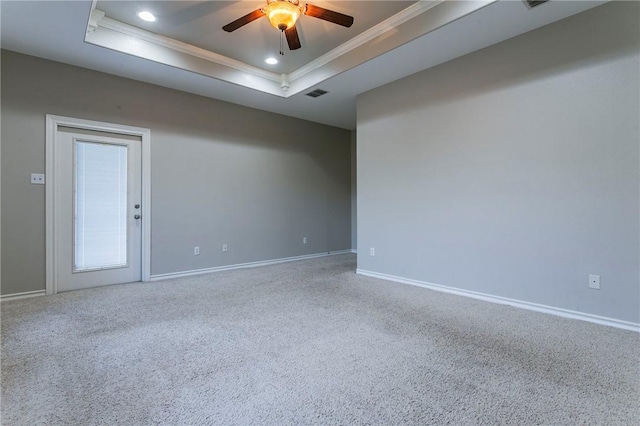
left=263, top=0, right=306, bottom=31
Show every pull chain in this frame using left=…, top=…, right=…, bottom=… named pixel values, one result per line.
left=280, top=30, right=285, bottom=56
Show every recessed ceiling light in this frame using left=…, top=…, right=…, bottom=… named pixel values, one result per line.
left=137, top=11, right=156, bottom=22
left=265, top=57, right=278, bottom=65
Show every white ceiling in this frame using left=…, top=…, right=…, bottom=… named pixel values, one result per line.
left=1, top=1, right=607, bottom=130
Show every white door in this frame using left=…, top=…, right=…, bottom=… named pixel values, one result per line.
left=55, top=127, right=142, bottom=292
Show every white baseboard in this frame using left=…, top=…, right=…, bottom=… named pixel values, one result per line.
left=150, top=250, right=354, bottom=281
left=350, top=249, right=357, bottom=254
left=356, top=269, right=640, bottom=333
left=1, top=290, right=46, bottom=302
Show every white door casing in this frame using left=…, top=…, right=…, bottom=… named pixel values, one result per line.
left=46, top=115, right=151, bottom=294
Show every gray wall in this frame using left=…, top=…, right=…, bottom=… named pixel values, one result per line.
left=357, top=2, right=640, bottom=323
left=1, top=50, right=352, bottom=295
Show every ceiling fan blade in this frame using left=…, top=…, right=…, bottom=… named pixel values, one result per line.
left=222, top=9, right=265, bottom=32
left=304, top=4, right=354, bottom=28
left=285, top=26, right=302, bottom=50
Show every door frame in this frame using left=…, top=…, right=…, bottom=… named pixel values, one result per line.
left=45, top=115, right=151, bottom=295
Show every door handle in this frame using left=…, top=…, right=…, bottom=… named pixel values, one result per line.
left=134, top=214, right=141, bottom=220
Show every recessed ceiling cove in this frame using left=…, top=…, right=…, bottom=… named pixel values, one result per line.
left=87, top=0, right=435, bottom=97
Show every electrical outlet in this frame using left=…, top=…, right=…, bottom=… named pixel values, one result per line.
left=369, top=247, right=375, bottom=256
left=588, top=274, right=600, bottom=290
left=194, top=246, right=200, bottom=256
left=303, top=237, right=308, bottom=245
left=222, top=244, right=228, bottom=252
left=30, top=173, right=45, bottom=185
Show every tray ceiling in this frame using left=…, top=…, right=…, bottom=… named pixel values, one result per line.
left=87, top=0, right=443, bottom=97
left=96, top=1, right=414, bottom=74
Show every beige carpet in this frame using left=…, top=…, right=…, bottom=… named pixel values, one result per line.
left=2, top=254, right=638, bottom=424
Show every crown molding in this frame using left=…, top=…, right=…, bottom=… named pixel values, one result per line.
left=86, top=9, right=104, bottom=35
left=91, top=2, right=445, bottom=87
left=84, top=2, right=443, bottom=97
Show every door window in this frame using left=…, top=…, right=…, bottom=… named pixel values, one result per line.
left=74, top=141, right=128, bottom=271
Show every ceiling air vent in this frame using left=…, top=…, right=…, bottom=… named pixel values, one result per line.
left=524, top=0, right=548, bottom=8
left=306, top=89, right=329, bottom=98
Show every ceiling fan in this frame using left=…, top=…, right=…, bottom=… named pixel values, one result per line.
left=222, top=0, right=354, bottom=51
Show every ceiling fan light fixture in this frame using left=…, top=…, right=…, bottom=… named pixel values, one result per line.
left=264, top=0, right=302, bottom=31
